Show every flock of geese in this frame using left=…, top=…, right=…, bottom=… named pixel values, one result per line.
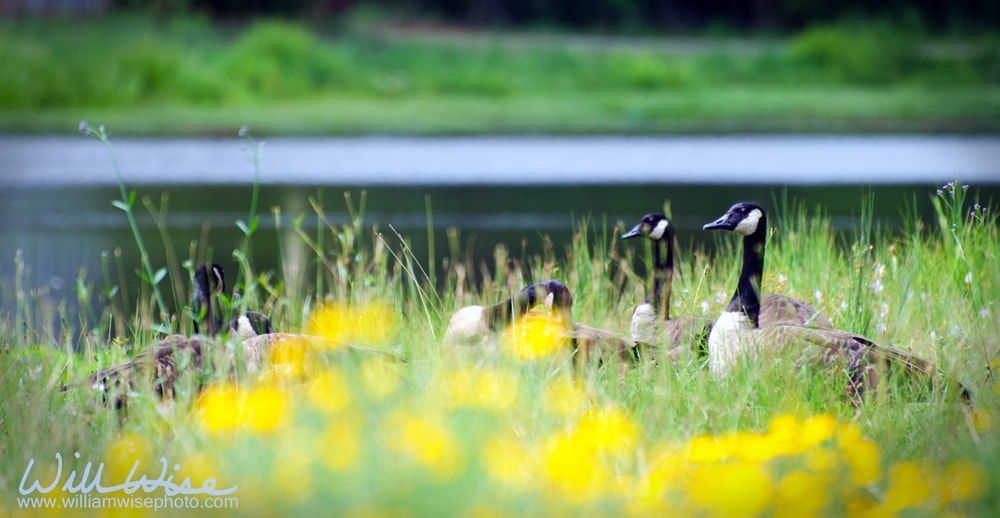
left=445, top=201, right=965, bottom=401
left=69, top=201, right=967, bottom=408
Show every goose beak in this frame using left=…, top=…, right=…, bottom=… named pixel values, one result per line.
left=621, top=223, right=643, bottom=239
left=703, top=213, right=734, bottom=231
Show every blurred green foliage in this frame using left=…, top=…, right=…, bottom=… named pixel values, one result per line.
left=0, top=17, right=996, bottom=111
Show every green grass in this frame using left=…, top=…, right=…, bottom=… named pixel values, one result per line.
left=1, top=17, right=998, bottom=135
left=1, top=134, right=999, bottom=516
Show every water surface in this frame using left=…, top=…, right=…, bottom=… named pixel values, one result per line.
left=2, top=136, right=998, bottom=319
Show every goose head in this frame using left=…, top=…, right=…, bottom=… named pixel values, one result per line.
left=229, top=311, right=274, bottom=340
left=622, top=213, right=673, bottom=242
left=703, top=202, right=766, bottom=237
left=193, top=263, right=225, bottom=335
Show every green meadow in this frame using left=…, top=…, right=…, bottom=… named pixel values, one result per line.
left=1, top=130, right=998, bottom=516
left=2, top=17, right=999, bottom=135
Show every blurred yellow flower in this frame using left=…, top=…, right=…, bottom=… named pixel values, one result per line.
left=687, top=461, right=773, bottom=518
left=542, top=375, right=587, bottom=418
left=542, top=431, right=609, bottom=497
left=307, top=301, right=396, bottom=348
left=482, top=434, right=533, bottom=487
left=575, top=406, right=637, bottom=456
left=940, top=460, right=987, bottom=503
left=173, top=452, right=220, bottom=489
left=384, top=411, right=460, bottom=479
left=245, top=385, right=287, bottom=432
left=774, top=470, right=827, bottom=518
left=440, top=367, right=519, bottom=411
left=503, top=311, right=569, bottom=360
left=306, top=368, right=352, bottom=414
left=197, top=384, right=243, bottom=434
left=799, top=414, right=837, bottom=448
left=319, top=413, right=364, bottom=471
left=837, top=425, right=881, bottom=488
left=197, top=383, right=288, bottom=434
left=883, top=461, right=933, bottom=511
left=267, top=335, right=307, bottom=379
left=360, top=358, right=402, bottom=400
left=686, top=435, right=732, bottom=463
left=103, top=433, right=154, bottom=485
left=629, top=448, right=685, bottom=515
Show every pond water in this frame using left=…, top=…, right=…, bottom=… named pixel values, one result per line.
left=1, top=136, right=998, bottom=317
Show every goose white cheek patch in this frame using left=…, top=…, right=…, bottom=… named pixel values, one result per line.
left=648, top=219, right=669, bottom=240
left=734, top=209, right=762, bottom=236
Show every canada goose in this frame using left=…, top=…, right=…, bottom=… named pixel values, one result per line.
left=702, top=202, right=962, bottom=399
left=443, top=280, right=573, bottom=347
left=76, top=265, right=403, bottom=405
left=444, top=280, right=648, bottom=365
left=623, top=213, right=832, bottom=359
left=622, top=213, right=714, bottom=358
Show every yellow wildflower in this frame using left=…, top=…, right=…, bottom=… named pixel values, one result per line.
left=103, top=433, right=154, bottom=485
left=940, top=460, right=987, bottom=503
left=575, top=406, right=637, bottom=456
left=764, top=414, right=806, bottom=457
left=542, top=375, right=587, bottom=418
left=172, top=452, right=223, bottom=493
left=630, top=448, right=685, bottom=515
left=774, top=470, right=827, bottom=518
left=687, top=461, right=773, bottom=518
left=481, top=434, right=533, bottom=487
left=307, top=302, right=396, bottom=348
left=883, top=461, right=933, bottom=511
left=384, top=411, right=460, bottom=479
left=245, top=385, right=287, bottom=433
left=799, top=414, right=837, bottom=448
left=360, top=358, right=402, bottom=400
left=197, top=384, right=244, bottom=433
left=266, top=335, right=307, bottom=379
left=503, top=311, right=569, bottom=360
left=306, top=368, right=352, bottom=414
left=837, top=425, right=881, bottom=488
left=319, top=412, right=364, bottom=472
left=196, top=383, right=287, bottom=434
left=542, top=431, right=609, bottom=498
left=686, top=435, right=732, bottom=464
left=441, top=367, right=519, bottom=411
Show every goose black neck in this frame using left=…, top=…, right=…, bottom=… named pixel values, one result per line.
left=726, top=224, right=766, bottom=328
left=485, top=280, right=572, bottom=330
left=649, top=236, right=674, bottom=320
left=193, top=265, right=224, bottom=335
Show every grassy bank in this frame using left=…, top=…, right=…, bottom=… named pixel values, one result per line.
left=1, top=132, right=999, bottom=515
left=2, top=17, right=998, bottom=135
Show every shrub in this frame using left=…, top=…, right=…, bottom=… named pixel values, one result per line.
left=789, top=24, right=918, bottom=84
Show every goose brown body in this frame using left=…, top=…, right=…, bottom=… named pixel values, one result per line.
left=622, top=213, right=831, bottom=360
left=703, top=202, right=961, bottom=400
